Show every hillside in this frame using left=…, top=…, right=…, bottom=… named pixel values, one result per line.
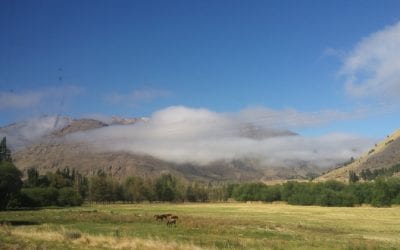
left=12, top=141, right=182, bottom=180
left=317, top=129, right=400, bottom=181
left=12, top=140, right=321, bottom=182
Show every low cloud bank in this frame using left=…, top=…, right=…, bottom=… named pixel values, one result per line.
left=68, top=106, right=373, bottom=168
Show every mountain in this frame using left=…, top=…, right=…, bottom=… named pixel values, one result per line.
left=53, top=119, right=108, bottom=136
left=12, top=142, right=270, bottom=182
left=0, top=116, right=73, bottom=150
left=108, top=116, right=149, bottom=125
left=0, top=116, right=145, bottom=149
left=317, top=129, right=400, bottom=181
left=2, top=116, right=323, bottom=182
left=238, top=123, right=297, bottom=139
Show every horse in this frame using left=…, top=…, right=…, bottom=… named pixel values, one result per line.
left=154, top=214, right=164, bottom=221
left=166, top=218, right=177, bottom=226
left=154, top=213, right=173, bottom=221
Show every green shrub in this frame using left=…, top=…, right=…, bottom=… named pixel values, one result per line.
left=21, top=187, right=59, bottom=207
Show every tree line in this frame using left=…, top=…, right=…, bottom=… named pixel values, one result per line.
left=0, top=136, right=225, bottom=209
left=8, top=167, right=400, bottom=208
left=228, top=178, right=400, bottom=207
left=2, top=136, right=400, bottom=209
left=87, top=170, right=216, bottom=203
left=4, top=168, right=227, bottom=208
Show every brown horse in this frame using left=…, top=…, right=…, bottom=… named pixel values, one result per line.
left=154, top=214, right=173, bottom=221
left=166, top=218, right=177, bottom=226
left=154, top=214, right=164, bottom=221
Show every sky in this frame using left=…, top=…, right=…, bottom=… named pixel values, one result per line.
left=1, top=0, right=400, bottom=140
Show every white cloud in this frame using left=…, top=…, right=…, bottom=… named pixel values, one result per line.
left=106, top=87, right=171, bottom=105
left=341, top=21, right=400, bottom=99
left=68, top=106, right=373, bottom=168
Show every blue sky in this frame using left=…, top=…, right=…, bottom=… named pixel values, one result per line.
left=1, top=0, right=400, bottom=138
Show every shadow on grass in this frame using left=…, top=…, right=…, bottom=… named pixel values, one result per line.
left=4, top=207, right=41, bottom=211
left=5, top=206, right=68, bottom=212
left=1, top=220, right=41, bottom=226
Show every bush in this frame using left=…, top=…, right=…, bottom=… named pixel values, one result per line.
left=21, top=187, right=59, bottom=207
left=6, top=192, right=34, bottom=209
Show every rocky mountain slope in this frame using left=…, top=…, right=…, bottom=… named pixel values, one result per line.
left=317, top=129, right=400, bottom=181
left=53, top=119, right=108, bottom=136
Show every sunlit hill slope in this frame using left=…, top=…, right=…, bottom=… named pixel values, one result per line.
left=318, top=129, right=400, bottom=181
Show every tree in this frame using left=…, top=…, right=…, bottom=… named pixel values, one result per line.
left=371, top=178, right=392, bottom=207
left=360, top=169, right=374, bottom=181
left=26, top=167, right=39, bottom=187
left=57, top=187, right=83, bottom=206
left=0, top=137, right=22, bottom=209
left=123, top=176, right=146, bottom=202
left=345, top=182, right=373, bottom=205
left=185, top=183, right=208, bottom=202
left=0, top=162, right=23, bottom=209
left=348, top=171, right=359, bottom=183
left=0, top=137, right=12, bottom=163
left=89, top=171, right=122, bottom=203
left=89, top=174, right=109, bottom=203
left=73, top=172, right=88, bottom=199
left=155, top=174, right=183, bottom=202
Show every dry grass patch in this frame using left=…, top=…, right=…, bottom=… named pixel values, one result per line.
left=9, top=225, right=201, bottom=250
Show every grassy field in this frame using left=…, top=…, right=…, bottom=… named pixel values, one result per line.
left=1, top=203, right=400, bottom=249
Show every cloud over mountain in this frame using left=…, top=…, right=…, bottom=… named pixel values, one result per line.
left=67, top=106, right=373, bottom=167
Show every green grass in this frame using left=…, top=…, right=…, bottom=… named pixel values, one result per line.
left=1, top=203, right=400, bottom=249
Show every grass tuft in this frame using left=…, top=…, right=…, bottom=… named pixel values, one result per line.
left=64, top=230, right=82, bottom=240
left=0, top=222, right=12, bottom=236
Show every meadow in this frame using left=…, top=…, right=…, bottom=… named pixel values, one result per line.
left=1, top=203, right=400, bottom=249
